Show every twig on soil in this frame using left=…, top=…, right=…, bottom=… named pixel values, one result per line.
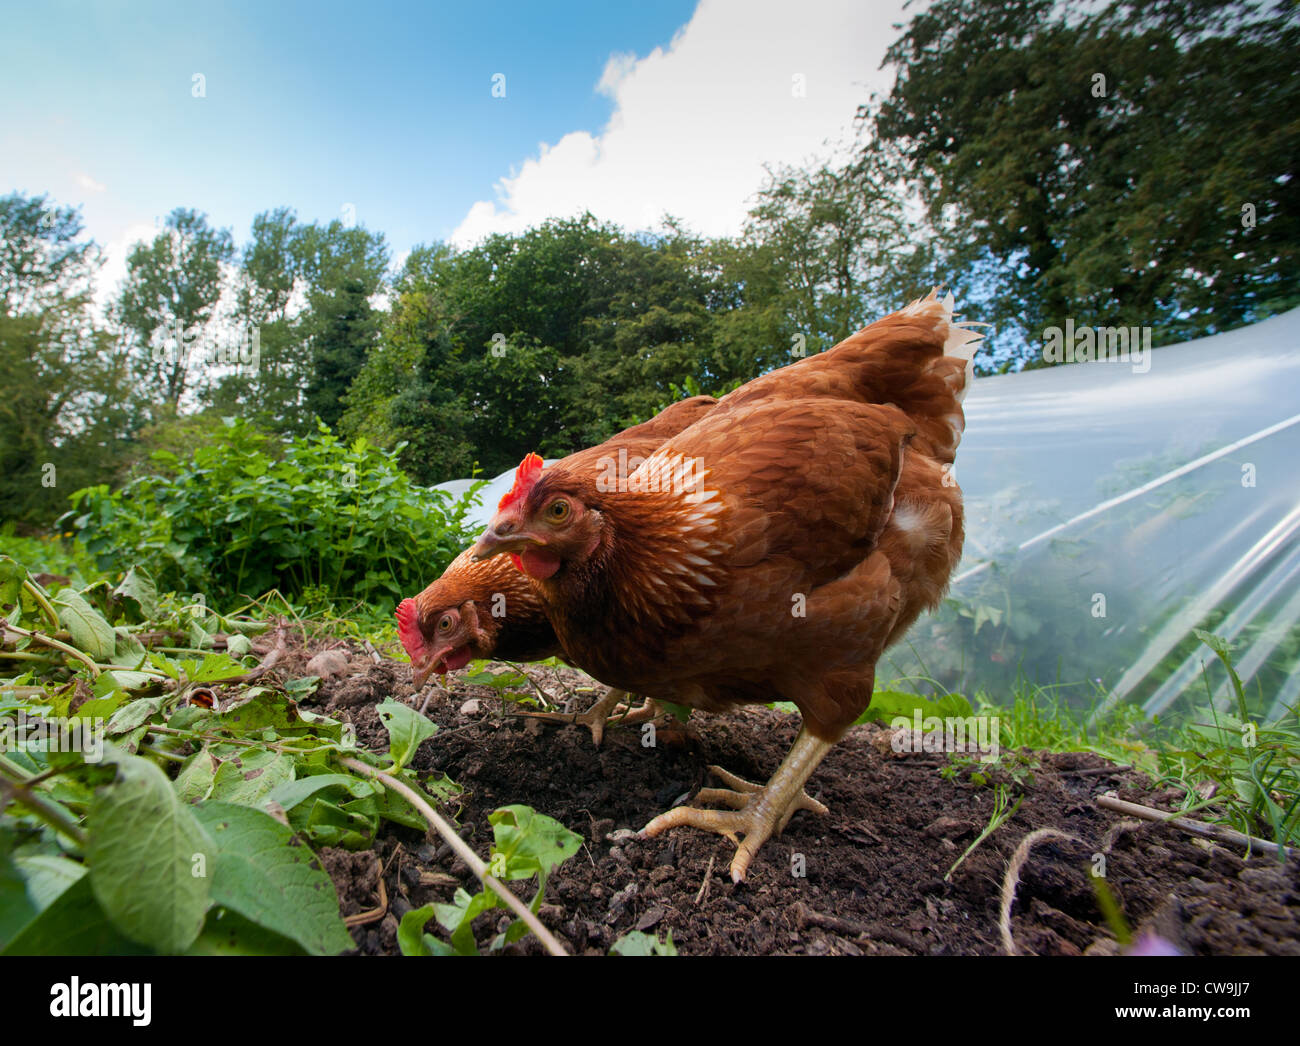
left=793, top=902, right=928, bottom=954
left=339, top=756, right=569, bottom=956
left=1095, top=793, right=1295, bottom=859
left=694, top=854, right=715, bottom=906
left=998, top=828, right=1085, bottom=956
left=228, top=627, right=287, bottom=684
left=344, top=856, right=389, bottom=928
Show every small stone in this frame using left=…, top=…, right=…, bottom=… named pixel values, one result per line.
left=306, top=649, right=350, bottom=680
left=459, top=698, right=483, bottom=716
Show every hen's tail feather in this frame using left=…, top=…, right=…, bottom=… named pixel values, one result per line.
left=899, top=287, right=986, bottom=406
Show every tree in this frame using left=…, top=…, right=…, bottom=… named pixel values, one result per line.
left=0, top=193, right=137, bottom=528
left=114, top=209, right=235, bottom=406
left=209, top=213, right=388, bottom=433
left=874, top=0, right=1300, bottom=364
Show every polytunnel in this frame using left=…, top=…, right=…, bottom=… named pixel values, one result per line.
left=439, top=308, right=1300, bottom=721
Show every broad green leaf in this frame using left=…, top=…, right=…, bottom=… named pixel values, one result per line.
left=106, top=696, right=166, bottom=735
left=1, top=875, right=150, bottom=956
left=86, top=754, right=213, bottom=953
left=53, top=589, right=116, bottom=660
left=267, top=773, right=378, bottom=813
left=67, top=691, right=127, bottom=723
left=185, top=907, right=308, bottom=955
left=435, top=886, right=494, bottom=955
left=397, top=903, right=454, bottom=956
left=488, top=804, right=581, bottom=897
left=854, top=689, right=975, bottom=727
left=0, top=556, right=25, bottom=608
left=95, top=668, right=155, bottom=694
left=13, top=854, right=87, bottom=911
left=210, top=748, right=295, bottom=806
left=376, top=698, right=437, bottom=770
left=0, top=830, right=39, bottom=949
left=184, top=652, right=248, bottom=684
left=210, top=690, right=339, bottom=738
left=175, top=748, right=218, bottom=803
left=190, top=802, right=354, bottom=956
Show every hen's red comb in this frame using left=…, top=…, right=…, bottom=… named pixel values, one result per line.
left=498, top=452, right=544, bottom=512
left=395, top=598, right=422, bottom=660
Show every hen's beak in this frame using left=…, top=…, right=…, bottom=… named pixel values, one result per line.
left=410, top=656, right=439, bottom=690
left=470, top=518, right=542, bottom=561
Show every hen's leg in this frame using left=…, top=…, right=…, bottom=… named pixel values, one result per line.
left=640, top=725, right=832, bottom=882
left=512, top=687, right=658, bottom=747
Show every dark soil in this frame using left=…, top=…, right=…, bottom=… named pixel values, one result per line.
left=298, top=644, right=1300, bottom=956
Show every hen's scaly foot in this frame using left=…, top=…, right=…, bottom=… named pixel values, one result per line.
left=640, top=728, right=834, bottom=882
left=510, top=688, right=658, bottom=747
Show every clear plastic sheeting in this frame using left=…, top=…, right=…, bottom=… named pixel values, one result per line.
left=439, top=309, right=1300, bottom=719
left=888, top=308, right=1300, bottom=719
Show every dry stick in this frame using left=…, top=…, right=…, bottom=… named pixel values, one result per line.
left=694, top=854, right=716, bottom=906
left=339, top=756, right=568, bottom=957
left=998, top=828, right=1085, bottom=956
left=1095, top=793, right=1295, bottom=859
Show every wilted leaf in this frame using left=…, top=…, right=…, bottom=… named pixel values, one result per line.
left=53, top=589, right=116, bottom=661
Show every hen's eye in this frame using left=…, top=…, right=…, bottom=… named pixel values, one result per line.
left=547, top=499, right=570, bottom=521
left=437, top=614, right=453, bottom=633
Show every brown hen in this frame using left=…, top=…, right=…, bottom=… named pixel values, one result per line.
left=471, top=290, right=980, bottom=879
left=396, top=394, right=717, bottom=742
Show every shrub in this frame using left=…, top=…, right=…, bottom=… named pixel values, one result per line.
left=63, top=418, right=480, bottom=609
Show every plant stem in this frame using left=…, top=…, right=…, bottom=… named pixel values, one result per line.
left=3, top=623, right=100, bottom=678
left=339, top=756, right=569, bottom=957
left=0, top=759, right=87, bottom=847
left=22, top=579, right=62, bottom=632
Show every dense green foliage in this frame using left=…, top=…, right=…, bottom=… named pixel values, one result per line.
left=875, top=0, right=1299, bottom=361
left=62, top=420, right=479, bottom=609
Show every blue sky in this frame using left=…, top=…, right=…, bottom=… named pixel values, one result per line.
left=1, top=0, right=907, bottom=296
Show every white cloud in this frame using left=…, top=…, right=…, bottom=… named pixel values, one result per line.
left=451, top=0, right=907, bottom=246
left=93, top=220, right=158, bottom=317
left=75, top=172, right=107, bottom=193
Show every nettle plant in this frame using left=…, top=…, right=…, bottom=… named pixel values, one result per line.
left=63, top=418, right=482, bottom=611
